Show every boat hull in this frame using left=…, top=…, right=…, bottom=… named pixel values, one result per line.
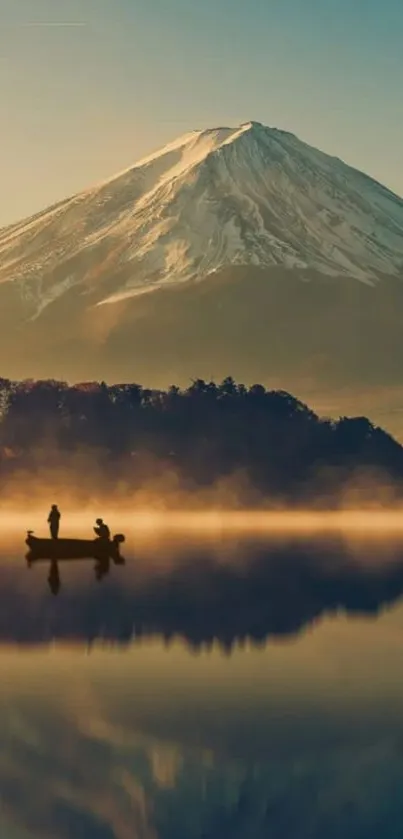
left=25, top=534, right=125, bottom=562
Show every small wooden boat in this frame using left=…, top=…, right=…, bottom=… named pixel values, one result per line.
left=25, top=531, right=125, bottom=564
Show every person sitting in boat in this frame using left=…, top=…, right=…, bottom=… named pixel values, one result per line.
left=47, top=504, right=61, bottom=539
left=94, top=518, right=110, bottom=540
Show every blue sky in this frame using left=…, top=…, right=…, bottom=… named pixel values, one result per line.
left=0, top=0, right=402, bottom=225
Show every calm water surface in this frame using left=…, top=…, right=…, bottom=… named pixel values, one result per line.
left=2, top=523, right=403, bottom=838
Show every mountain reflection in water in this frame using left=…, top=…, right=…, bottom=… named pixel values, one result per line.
left=3, top=532, right=403, bottom=838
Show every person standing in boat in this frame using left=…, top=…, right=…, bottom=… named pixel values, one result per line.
left=48, top=504, right=61, bottom=539
left=94, top=518, right=110, bottom=540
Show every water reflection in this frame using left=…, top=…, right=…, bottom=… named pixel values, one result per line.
left=3, top=534, right=403, bottom=647
left=25, top=527, right=127, bottom=595
left=3, top=532, right=403, bottom=837
left=31, top=556, right=121, bottom=596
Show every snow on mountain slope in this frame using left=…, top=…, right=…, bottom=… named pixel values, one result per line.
left=0, top=120, right=402, bottom=317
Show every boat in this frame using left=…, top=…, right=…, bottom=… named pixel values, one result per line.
left=25, top=531, right=126, bottom=564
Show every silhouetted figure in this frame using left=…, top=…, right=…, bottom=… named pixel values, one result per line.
left=94, top=518, right=110, bottom=540
left=47, top=505, right=60, bottom=539
left=48, top=560, right=61, bottom=595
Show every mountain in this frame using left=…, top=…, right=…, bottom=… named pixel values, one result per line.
left=1, top=120, right=403, bottom=307
left=0, top=120, right=403, bottom=430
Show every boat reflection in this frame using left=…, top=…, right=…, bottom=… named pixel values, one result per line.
left=25, top=531, right=126, bottom=595
left=43, top=555, right=117, bottom=595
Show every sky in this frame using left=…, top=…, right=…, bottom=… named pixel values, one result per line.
left=0, top=0, right=402, bottom=227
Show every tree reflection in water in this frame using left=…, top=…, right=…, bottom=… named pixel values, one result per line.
left=2, top=537, right=403, bottom=648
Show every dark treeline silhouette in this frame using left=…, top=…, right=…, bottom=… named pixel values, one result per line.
left=2, top=541, right=403, bottom=648
left=0, top=375, right=403, bottom=502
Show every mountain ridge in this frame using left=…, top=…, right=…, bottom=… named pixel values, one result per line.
left=0, top=119, right=402, bottom=320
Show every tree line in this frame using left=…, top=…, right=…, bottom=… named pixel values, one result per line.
left=0, top=375, right=402, bottom=503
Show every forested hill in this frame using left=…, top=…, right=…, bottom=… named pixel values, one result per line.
left=0, top=376, right=402, bottom=504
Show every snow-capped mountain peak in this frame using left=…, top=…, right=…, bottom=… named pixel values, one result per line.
left=0, top=120, right=402, bottom=317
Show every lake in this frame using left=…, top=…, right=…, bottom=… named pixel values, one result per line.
left=2, top=514, right=403, bottom=838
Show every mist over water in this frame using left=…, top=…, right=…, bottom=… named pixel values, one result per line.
left=5, top=504, right=403, bottom=538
